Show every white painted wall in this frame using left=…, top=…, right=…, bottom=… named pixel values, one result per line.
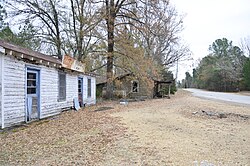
left=81, top=76, right=96, bottom=105
left=91, top=77, right=96, bottom=104
left=3, top=55, right=26, bottom=127
left=40, top=67, right=59, bottom=118
left=40, top=69, right=78, bottom=118
left=1, top=54, right=96, bottom=128
left=65, top=73, right=78, bottom=107
left=0, top=53, right=2, bottom=127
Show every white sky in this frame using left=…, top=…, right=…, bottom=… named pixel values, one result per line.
left=170, top=0, right=250, bottom=81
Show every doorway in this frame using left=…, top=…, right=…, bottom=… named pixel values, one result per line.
left=26, top=68, right=40, bottom=121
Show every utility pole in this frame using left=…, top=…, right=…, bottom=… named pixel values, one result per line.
left=175, top=59, right=179, bottom=81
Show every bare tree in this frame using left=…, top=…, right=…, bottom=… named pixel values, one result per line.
left=240, top=37, right=250, bottom=57
left=6, top=0, right=101, bottom=60
left=137, top=0, right=190, bottom=68
left=5, top=0, right=190, bottom=99
left=92, top=0, right=139, bottom=98
left=6, top=0, right=64, bottom=58
left=88, top=0, right=190, bottom=98
left=64, top=0, right=102, bottom=61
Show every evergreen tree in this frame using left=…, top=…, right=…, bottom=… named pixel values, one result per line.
left=194, top=38, right=247, bottom=91
left=243, top=59, right=250, bottom=90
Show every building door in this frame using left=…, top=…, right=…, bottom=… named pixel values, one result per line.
left=78, top=77, right=83, bottom=106
left=26, top=69, right=40, bottom=121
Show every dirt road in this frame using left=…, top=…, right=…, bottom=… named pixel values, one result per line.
left=0, top=90, right=249, bottom=165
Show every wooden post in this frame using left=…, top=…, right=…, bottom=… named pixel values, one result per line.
left=168, top=84, right=171, bottom=98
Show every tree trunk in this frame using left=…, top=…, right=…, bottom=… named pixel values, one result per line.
left=105, top=0, right=115, bottom=99
left=49, top=0, right=62, bottom=59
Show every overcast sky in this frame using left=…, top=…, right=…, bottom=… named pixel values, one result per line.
left=170, top=0, right=250, bottom=80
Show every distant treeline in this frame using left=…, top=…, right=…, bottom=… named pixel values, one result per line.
left=179, top=38, right=250, bottom=92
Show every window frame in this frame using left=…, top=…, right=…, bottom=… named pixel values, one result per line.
left=27, top=71, right=38, bottom=95
left=87, top=78, right=92, bottom=98
left=58, top=71, right=66, bottom=101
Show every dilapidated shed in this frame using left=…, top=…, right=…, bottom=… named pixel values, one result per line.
left=0, top=40, right=96, bottom=128
left=96, top=73, right=174, bottom=99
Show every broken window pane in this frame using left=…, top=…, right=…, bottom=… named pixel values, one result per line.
left=132, top=81, right=139, bottom=93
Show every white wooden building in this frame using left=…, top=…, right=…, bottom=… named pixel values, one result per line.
left=0, top=40, right=96, bottom=128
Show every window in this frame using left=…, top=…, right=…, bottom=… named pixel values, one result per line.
left=58, top=72, right=66, bottom=101
left=132, top=80, right=139, bottom=93
left=87, top=78, right=91, bottom=98
left=27, top=72, right=37, bottom=94
left=78, top=78, right=82, bottom=94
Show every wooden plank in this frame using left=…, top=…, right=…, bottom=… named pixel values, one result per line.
left=4, top=117, right=25, bottom=125
left=39, top=67, right=76, bottom=118
left=40, top=111, right=61, bottom=119
left=2, top=56, right=25, bottom=128
left=0, top=53, right=3, bottom=128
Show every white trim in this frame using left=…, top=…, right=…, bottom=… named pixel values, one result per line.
left=25, top=67, right=28, bottom=123
left=1, top=54, right=5, bottom=128
left=58, top=71, right=67, bottom=101
left=0, top=46, right=5, bottom=54
left=87, top=77, right=92, bottom=98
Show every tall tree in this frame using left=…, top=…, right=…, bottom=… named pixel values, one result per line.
left=243, top=59, right=250, bottom=90
left=64, top=0, right=101, bottom=60
left=0, top=0, right=7, bottom=29
left=184, top=72, right=192, bottom=88
left=138, top=0, right=190, bottom=67
left=104, top=0, right=118, bottom=98
left=98, top=0, right=188, bottom=98
left=0, top=23, right=40, bottom=50
left=240, top=37, right=250, bottom=57
left=7, top=0, right=64, bottom=58
left=195, top=38, right=247, bottom=91
left=6, top=0, right=102, bottom=60
left=4, top=0, right=190, bottom=99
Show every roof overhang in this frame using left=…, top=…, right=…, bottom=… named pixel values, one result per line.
left=0, top=40, right=62, bottom=68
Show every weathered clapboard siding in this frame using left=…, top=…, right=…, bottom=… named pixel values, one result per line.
left=64, top=73, right=78, bottom=107
left=40, top=69, right=78, bottom=118
left=40, top=67, right=60, bottom=118
left=0, top=53, right=2, bottom=126
left=90, top=77, right=96, bottom=104
left=82, top=76, right=88, bottom=104
left=82, top=76, right=96, bottom=105
left=3, top=56, right=26, bottom=127
left=1, top=56, right=81, bottom=126
left=0, top=45, right=96, bottom=128
left=92, top=78, right=96, bottom=104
